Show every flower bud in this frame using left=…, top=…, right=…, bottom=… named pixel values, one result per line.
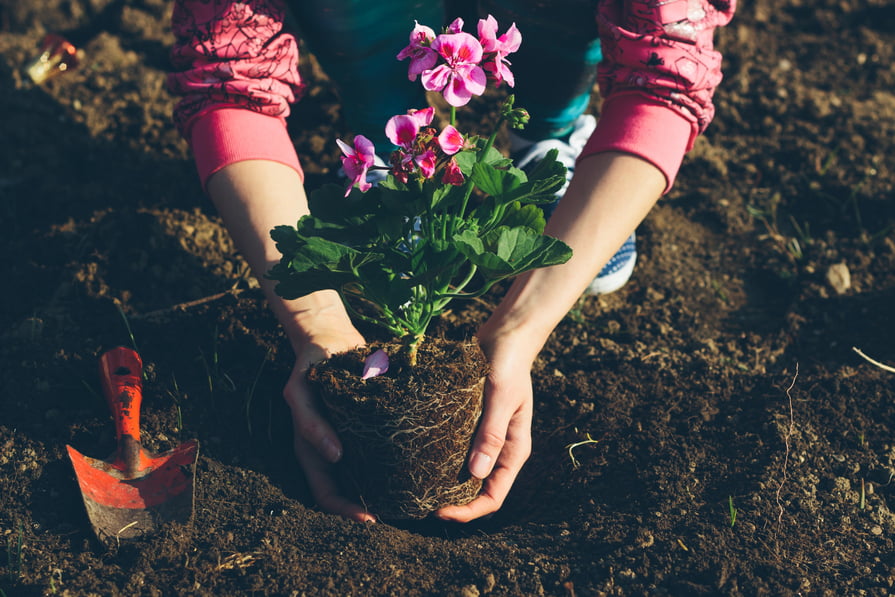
left=500, top=94, right=530, bottom=130
left=507, top=107, right=530, bottom=130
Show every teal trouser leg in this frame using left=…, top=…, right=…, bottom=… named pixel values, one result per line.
left=289, top=1, right=445, bottom=149
left=478, top=0, right=602, bottom=140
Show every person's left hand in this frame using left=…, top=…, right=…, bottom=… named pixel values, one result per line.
left=434, top=334, right=534, bottom=522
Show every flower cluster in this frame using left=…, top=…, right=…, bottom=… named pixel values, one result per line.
left=398, top=16, right=520, bottom=107
left=339, top=107, right=468, bottom=199
left=340, top=17, right=521, bottom=198
left=386, top=107, right=467, bottom=185
left=270, top=16, right=569, bottom=364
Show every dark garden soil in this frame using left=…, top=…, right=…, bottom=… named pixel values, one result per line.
left=2, top=1, right=895, bottom=595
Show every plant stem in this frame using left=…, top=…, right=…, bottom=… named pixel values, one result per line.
left=454, top=124, right=503, bottom=233
left=339, top=290, right=403, bottom=338
left=435, top=263, right=478, bottom=310
left=404, top=333, right=424, bottom=367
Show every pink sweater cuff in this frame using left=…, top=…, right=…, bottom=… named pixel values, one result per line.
left=189, top=108, right=304, bottom=190
left=580, top=94, right=697, bottom=193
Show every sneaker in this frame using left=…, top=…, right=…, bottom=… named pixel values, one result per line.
left=365, top=154, right=391, bottom=186
left=586, top=233, right=637, bottom=295
left=510, top=113, right=597, bottom=218
left=510, top=114, right=637, bottom=295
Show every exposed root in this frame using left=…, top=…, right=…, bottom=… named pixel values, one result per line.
left=852, top=346, right=895, bottom=373
left=774, top=363, right=798, bottom=545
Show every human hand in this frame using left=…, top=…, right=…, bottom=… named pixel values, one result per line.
left=284, top=326, right=376, bottom=523
left=435, top=332, right=534, bottom=523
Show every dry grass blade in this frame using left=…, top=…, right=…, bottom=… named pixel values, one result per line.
left=852, top=347, right=895, bottom=373
left=217, top=552, right=261, bottom=571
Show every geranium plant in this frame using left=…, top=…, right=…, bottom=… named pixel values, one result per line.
left=269, top=16, right=572, bottom=365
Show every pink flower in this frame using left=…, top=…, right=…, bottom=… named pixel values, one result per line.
left=362, top=349, right=389, bottom=380
left=437, top=125, right=464, bottom=155
left=446, top=17, right=464, bottom=34
left=385, top=108, right=442, bottom=181
left=385, top=107, right=435, bottom=149
left=442, top=158, right=465, bottom=186
left=420, top=32, right=486, bottom=107
left=477, top=15, right=521, bottom=87
left=414, top=149, right=438, bottom=179
left=391, top=147, right=438, bottom=182
left=336, top=135, right=376, bottom=196
left=397, top=21, right=437, bottom=81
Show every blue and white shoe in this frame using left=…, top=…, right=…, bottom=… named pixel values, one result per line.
left=510, top=114, right=637, bottom=295
left=511, top=114, right=596, bottom=218
left=586, top=233, right=637, bottom=295
left=365, top=154, right=391, bottom=186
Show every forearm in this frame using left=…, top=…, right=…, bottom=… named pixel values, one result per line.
left=206, top=160, right=356, bottom=354
left=479, top=151, right=664, bottom=366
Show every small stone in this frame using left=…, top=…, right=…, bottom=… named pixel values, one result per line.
left=826, top=262, right=851, bottom=295
left=871, top=526, right=883, bottom=536
left=460, top=585, right=480, bottom=597
left=636, top=530, right=655, bottom=548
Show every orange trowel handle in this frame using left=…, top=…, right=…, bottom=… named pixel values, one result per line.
left=98, top=347, right=146, bottom=472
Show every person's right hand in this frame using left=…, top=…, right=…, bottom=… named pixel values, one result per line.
left=284, top=325, right=376, bottom=522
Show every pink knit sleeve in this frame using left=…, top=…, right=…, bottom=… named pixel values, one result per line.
left=166, top=0, right=305, bottom=187
left=581, top=0, right=736, bottom=191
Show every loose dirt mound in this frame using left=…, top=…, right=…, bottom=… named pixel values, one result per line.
left=2, top=1, right=894, bottom=595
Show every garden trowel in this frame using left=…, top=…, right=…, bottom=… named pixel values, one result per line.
left=66, top=346, right=199, bottom=545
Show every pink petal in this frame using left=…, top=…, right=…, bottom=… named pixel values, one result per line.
left=338, top=135, right=375, bottom=196
left=385, top=114, right=420, bottom=148
left=421, top=64, right=451, bottom=92
left=442, top=66, right=486, bottom=107
left=336, top=138, right=356, bottom=158
left=405, top=22, right=435, bottom=48
left=353, top=135, right=376, bottom=167
left=397, top=21, right=435, bottom=60
left=408, top=106, right=435, bottom=128
left=432, top=32, right=483, bottom=65
left=498, top=23, right=522, bottom=53
left=477, top=15, right=499, bottom=51
left=437, top=125, right=464, bottom=155
left=362, top=349, right=389, bottom=380
left=485, top=57, right=516, bottom=87
left=406, top=49, right=438, bottom=80
left=447, top=17, right=464, bottom=34
left=398, top=22, right=438, bottom=81
left=442, top=158, right=465, bottom=185
left=415, top=149, right=438, bottom=178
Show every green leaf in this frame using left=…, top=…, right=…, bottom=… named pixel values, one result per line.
left=478, top=143, right=511, bottom=167
left=285, top=236, right=365, bottom=272
left=380, top=184, right=426, bottom=218
left=455, top=144, right=510, bottom=176
left=453, top=227, right=572, bottom=277
left=270, top=224, right=304, bottom=255
left=361, top=273, right=413, bottom=311
left=266, top=235, right=384, bottom=299
left=471, top=161, right=524, bottom=199
left=270, top=268, right=352, bottom=300
left=427, top=179, right=463, bottom=211
left=498, top=201, right=546, bottom=234
left=524, top=147, right=566, bottom=182
left=453, top=149, right=478, bottom=176
left=510, top=148, right=567, bottom=204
